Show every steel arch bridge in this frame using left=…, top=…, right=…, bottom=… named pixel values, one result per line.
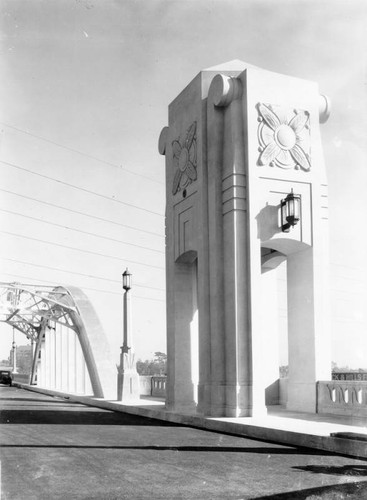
left=0, top=282, right=116, bottom=399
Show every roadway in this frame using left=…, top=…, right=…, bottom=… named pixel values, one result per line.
left=1, top=386, right=367, bottom=499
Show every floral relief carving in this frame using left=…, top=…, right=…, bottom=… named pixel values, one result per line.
left=257, top=103, right=311, bottom=171
left=172, top=121, right=197, bottom=195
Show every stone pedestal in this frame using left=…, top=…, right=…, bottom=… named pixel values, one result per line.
left=117, top=351, right=140, bottom=402
left=117, top=288, right=140, bottom=402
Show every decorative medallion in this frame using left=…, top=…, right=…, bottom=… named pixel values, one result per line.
left=172, top=121, right=197, bottom=195
left=257, top=103, right=311, bottom=171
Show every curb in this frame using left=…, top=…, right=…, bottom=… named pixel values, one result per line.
left=14, top=383, right=367, bottom=460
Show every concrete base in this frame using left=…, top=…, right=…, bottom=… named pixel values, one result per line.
left=166, top=401, right=197, bottom=415
left=117, top=371, right=140, bottom=402
left=287, top=381, right=317, bottom=413
left=16, top=383, right=367, bottom=460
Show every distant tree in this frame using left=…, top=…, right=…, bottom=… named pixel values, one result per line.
left=153, top=351, right=167, bottom=372
left=136, top=352, right=167, bottom=376
left=17, top=356, right=32, bottom=375
left=332, top=364, right=351, bottom=373
left=331, top=362, right=367, bottom=373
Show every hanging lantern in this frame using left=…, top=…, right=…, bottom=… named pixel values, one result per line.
left=281, top=190, right=301, bottom=232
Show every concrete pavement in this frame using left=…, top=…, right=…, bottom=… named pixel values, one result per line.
left=1, top=386, right=367, bottom=499
left=15, top=382, right=367, bottom=460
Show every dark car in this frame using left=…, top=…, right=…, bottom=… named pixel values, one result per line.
left=0, top=370, right=13, bottom=386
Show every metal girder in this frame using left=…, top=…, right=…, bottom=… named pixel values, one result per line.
left=0, top=282, right=78, bottom=340
left=7, top=317, right=41, bottom=341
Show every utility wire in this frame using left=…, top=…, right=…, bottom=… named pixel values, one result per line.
left=0, top=272, right=165, bottom=302
left=0, top=121, right=164, bottom=185
left=0, top=230, right=165, bottom=270
left=0, top=208, right=164, bottom=255
left=0, top=257, right=165, bottom=292
left=0, top=159, right=164, bottom=217
left=331, top=262, right=367, bottom=272
left=0, top=188, right=164, bottom=238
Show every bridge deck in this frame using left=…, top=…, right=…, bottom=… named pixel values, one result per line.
left=1, top=386, right=367, bottom=499
left=14, top=381, right=367, bottom=460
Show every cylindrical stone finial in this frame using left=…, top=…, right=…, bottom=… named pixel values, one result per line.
left=158, top=126, right=169, bottom=155
left=319, top=94, right=331, bottom=123
left=209, top=74, right=242, bottom=107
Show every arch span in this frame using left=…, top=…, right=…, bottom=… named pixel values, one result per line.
left=0, top=282, right=116, bottom=399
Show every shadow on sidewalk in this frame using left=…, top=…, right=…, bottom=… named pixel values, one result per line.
left=0, top=397, right=81, bottom=404
left=0, top=443, right=330, bottom=454
left=293, top=464, right=367, bottom=476
left=0, top=408, right=181, bottom=426
left=255, top=479, right=367, bottom=499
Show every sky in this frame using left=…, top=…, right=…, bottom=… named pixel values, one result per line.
left=0, top=0, right=366, bottom=368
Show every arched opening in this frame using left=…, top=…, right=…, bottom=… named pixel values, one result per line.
left=166, top=252, right=199, bottom=411
left=260, top=247, right=288, bottom=407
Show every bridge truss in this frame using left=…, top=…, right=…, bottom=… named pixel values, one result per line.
left=0, top=282, right=116, bottom=399
left=0, top=282, right=77, bottom=341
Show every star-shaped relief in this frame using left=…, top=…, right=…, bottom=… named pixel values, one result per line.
left=257, top=103, right=311, bottom=171
left=172, top=121, right=197, bottom=195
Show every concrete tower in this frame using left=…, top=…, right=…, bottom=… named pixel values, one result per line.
left=159, top=60, right=331, bottom=417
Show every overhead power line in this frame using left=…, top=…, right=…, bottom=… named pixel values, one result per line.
left=0, top=272, right=165, bottom=302
left=0, top=121, right=164, bottom=186
left=330, top=262, right=367, bottom=273
left=0, top=159, right=164, bottom=217
left=0, top=257, right=165, bottom=292
left=0, top=230, right=165, bottom=270
left=0, top=208, right=164, bottom=255
left=0, top=188, right=164, bottom=238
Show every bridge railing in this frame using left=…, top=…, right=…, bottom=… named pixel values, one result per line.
left=151, top=376, right=166, bottom=397
left=139, top=375, right=167, bottom=398
left=12, top=373, right=31, bottom=384
left=332, top=372, right=367, bottom=381
left=317, top=380, right=367, bottom=418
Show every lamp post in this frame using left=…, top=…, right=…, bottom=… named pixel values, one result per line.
left=122, top=268, right=132, bottom=353
left=117, top=268, right=139, bottom=401
left=12, top=328, right=18, bottom=374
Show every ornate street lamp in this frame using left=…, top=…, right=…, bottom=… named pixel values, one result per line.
left=117, top=268, right=139, bottom=401
left=281, top=190, right=301, bottom=233
left=121, top=268, right=132, bottom=353
left=12, top=327, right=18, bottom=374
left=122, top=268, right=132, bottom=291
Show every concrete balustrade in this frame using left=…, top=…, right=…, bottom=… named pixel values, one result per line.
left=139, top=376, right=167, bottom=398
left=152, top=376, right=167, bottom=397
left=332, top=372, right=367, bottom=381
left=317, top=381, right=367, bottom=418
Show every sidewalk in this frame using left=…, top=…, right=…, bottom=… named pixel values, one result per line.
left=15, top=383, right=367, bottom=460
